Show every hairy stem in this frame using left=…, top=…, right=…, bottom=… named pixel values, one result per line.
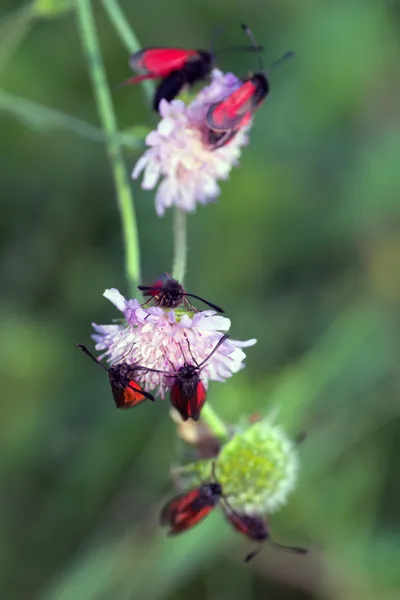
left=172, top=208, right=188, bottom=284
left=171, top=209, right=229, bottom=440
left=75, top=0, right=140, bottom=296
left=101, top=0, right=228, bottom=441
left=201, top=404, right=229, bottom=442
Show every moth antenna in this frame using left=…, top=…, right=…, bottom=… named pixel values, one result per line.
left=271, top=51, right=294, bottom=69
left=268, top=538, right=308, bottom=555
left=215, top=45, right=265, bottom=55
left=77, top=344, right=109, bottom=372
left=114, top=341, right=136, bottom=365
left=179, top=332, right=199, bottom=367
left=178, top=340, right=189, bottom=365
left=196, top=334, right=230, bottom=370
left=245, top=545, right=263, bottom=562
left=241, top=23, right=263, bottom=71
left=136, top=365, right=175, bottom=376
left=183, top=292, right=224, bottom=313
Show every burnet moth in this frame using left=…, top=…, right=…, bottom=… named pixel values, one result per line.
left=77, top=344, right=155, bottom=409
left=206, top=24, right=293, bottom=150
left=168, top=334, right=229, bottom=421
left=161, top=483, right=223, bottom=534
left=222, top=503, right=308, bottom=562
left=161, top=462, right=222, bottom=534
left=142, top=334, right=230, bottom=421
left=125, top=48, right=213, bottom=111
left=138, top=272, right=224, bottom=313
left=161, top=465, right=308, bottom=562
left=124, top=32, right=263, bottom=112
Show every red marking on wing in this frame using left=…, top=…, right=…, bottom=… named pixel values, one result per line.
left=189, top=382, right=206, bottom=420
left=123, top=74, right=158, bottom=86
left=144, top=272, right=170, bottom=297
left=170, top=384, right=189, bottom=420
left=161, top=489, right=215, bottom=534
left=206, top=80, right=257, bottom=132
left=169, top=504, right=214, bottom=534
left=160, top=489, right=201, bottom=524
left=147, top=278, right=164, bottom=296
left=225, top=512, right=252, bottom=537
left=112, top=380, right=148, bottom=409
left=170, top=381, right=206, bottom=421
left=130, top=48, right=198, bottom=78
left=224, top=511, right=268, bottom=541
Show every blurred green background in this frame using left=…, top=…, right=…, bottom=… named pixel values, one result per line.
left=1, top=0, right=400, bottom=599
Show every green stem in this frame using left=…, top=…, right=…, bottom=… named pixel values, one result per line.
left=101, top=0, right=228, bottom=442
left=172, top=208, right=187, bottom=284
left=201, top=404, right=229, bottom=442
left=75, top=0, right=140, bottom=296
left=101, top=0, right=154, bottom=105
left=171, top=208, right=229, bottom=440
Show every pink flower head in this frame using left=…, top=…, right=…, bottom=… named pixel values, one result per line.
left=92, top=288, right=257, bottom=399
left=132, top=69, right=251, bottom=216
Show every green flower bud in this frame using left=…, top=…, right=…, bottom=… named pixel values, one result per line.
left=175, top=420, right=298, bottom=515
left=216, top=421, right=298, bottom=513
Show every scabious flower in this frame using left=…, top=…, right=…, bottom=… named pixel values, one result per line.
left=92, top=288, right=256, bottom=398
left=132, top=69, right=251, bottom=216
left=176, top=420, right=299, bottom=515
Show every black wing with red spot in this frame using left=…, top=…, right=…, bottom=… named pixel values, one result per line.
left=110, top=379, right=153, bottom=409
left=170, top=380, right=206, bottom=421
left=161, top=483, right=222, bottom=535
left=129, top=48, right=199, bottom=81
left=224, top=510, right=269, bottom=541
left=139, top=272, right=171, bottom=297
left=108, top=363, right=155, bottom=409
left=206, top=73, right=269, bottom=148
left=126, top=48, right=213, bottom=111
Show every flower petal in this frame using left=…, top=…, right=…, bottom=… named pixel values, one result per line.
left=230, top=338, right=257, bottom=348
left=132, top=154, right=149, bottom=179
left=103, top=288, right=126, bottom=312
left=142, top=161, right=161, bottom=189
left=90, top=293, right=255, bottom=400
left=132, top=70, right=249, bottom=216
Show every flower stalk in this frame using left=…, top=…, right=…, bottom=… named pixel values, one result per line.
left=199, top=404, right=230, bottom=442
left=172, top=208, right=188, bottom=283
left=171, top=187, right=229, bottom=443
left=75, top=0, right=141, bottom=296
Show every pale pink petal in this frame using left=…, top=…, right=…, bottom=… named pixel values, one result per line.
left=103, top=288, right=126, bottom=312
left=142, top=161, right=161, bottom=189
left=132, top=154, right=149, bottom=179
left=132, top=69, right=250, bottom=216
left=158, top=117, right=176, bottom=137
left=155, top=178, right=176, bottom=216
left=90, top=288, right=257, bottom=400
left=191, top=313, right=231, bottom=331
left=231, top=338, right=258, bottom=348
